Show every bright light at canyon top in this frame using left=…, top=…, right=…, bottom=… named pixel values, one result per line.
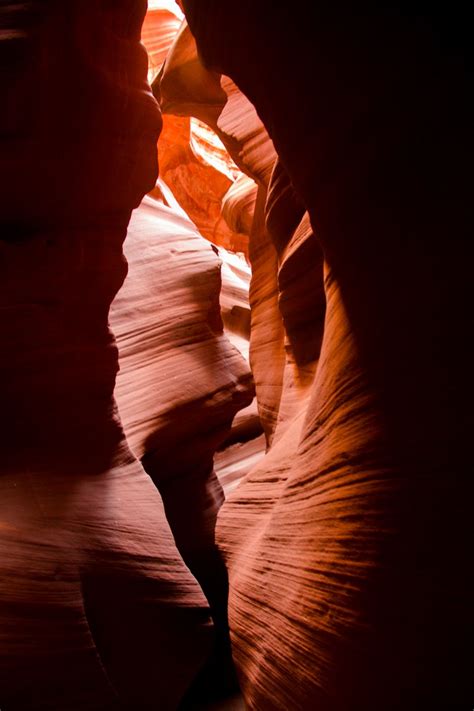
left=147, top=0, right=184, bottom=19
left=141, top=2, right=242, bottom=188
left=142, top=2, right=183, bottom=83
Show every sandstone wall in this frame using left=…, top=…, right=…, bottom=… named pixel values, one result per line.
left=182, top=2, right=473, bottom=708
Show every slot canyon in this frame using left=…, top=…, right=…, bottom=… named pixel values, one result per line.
left=0, top=1, right=472, bottom=709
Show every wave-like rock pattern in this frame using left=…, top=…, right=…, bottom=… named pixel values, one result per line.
left=183, top=1, right=473, bottom=708
left=153, top=113, right=249, bottom=254
left=222, top=175, right=257, bottom=240
left=110, top=188, right=254, bottom=562
left=0, top=3, right=214, bottom=708
left=109, top=185, right=255, bottom=702
left=157, top=19, right=323, bottom=446
left=143, top=20, right=250, bottom=256
left=141, top=2, right=183, bottom=82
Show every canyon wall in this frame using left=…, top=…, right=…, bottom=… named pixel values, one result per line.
left=0, top=3, right=233, bottom=708
left=1, top=1, right=472, bottom=709
left=182, top=2, right=473, bottom=709
left=109, top=186, right=255, bottom=701
left=157, top=22, right=323, bottom=447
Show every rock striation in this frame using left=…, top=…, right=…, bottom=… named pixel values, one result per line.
left=2, top=2, right=472, bottom=709
left=157, top=18, right=323, bottom=448
left=110, top=184, right=255, bottom=702
left=0, top=3, right=222, bottom=708
left=110, top=186, right=254, bottom=609
left=182, top=1, right=473, bottom=708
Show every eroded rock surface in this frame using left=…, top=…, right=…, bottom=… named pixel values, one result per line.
left=157, top=18, right=322, bottom=447
left=182, top=1, right=473, bottom=708
left=3, top=2, right=471, bottom=709
left=0, top=3, right=215, bottom=708
left=110, top=187, right=254, bottom=604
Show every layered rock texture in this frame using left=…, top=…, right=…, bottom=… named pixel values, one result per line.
left=0, top=2, right=242, bottom=709
left=1, top=1, right=472, bottom=710
left=156, top=18, right=320, bottom=450
left=179, top=2, right=472, bottom=709
left=109, top=188, right=255, bottom=684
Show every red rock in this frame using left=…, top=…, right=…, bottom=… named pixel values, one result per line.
left=141, top=2, right=183, bottom=82
left=222, top=175, right=258, bottom=240
left=4, top=2, right=470, bottom=708
left=155, top=114, right=249, bottom=254
left=149, top=21, right=248, bottom=256
left=110, top=185, right=255, bottom=702
left=183, top=1, right=473, bottom=708
left=157, top=19, right=319, bottom=443
left=0, top=3, right=214, bottom=707
left=110, top=187, right=254, bottom=525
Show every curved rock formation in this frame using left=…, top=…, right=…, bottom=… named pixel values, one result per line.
left=182, top=2, right=473, bottom=709
left=0, top=3, right=215, bottom=708
left=222, top=175, right=257, bottom=242
left=157, top=18, right=322, bottom=446
left=111, top=188, right=253, bottom=483
left=142, top=16, right=250, bottom=258
left=110, top=186, right=254, bottom=596
left=110, top=185, right=255, bottom=703
left=153, top=113, right=249, bottom=255
left=3, top=2, right=471, bottom=708
left=141, top=1, right=183, bottom=83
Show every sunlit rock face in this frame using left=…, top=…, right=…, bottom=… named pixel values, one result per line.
left=157, top=19, right=322, bottom=447
left=141, top=1, right=183, bottom=82
left=183, top=1, right=473, bottom=709
left=153, top=113, right=249, bottom=255
left=111, top=188, right=253, bottom=481
left=142, top=14, right=270, bottom=537
left=141, top=15, right=250, bottom=258
left=3, top=1, right=471, bottom=709
left=0, top=3, right=215, bottom=708
left=110, top=186, right=254, bottom=616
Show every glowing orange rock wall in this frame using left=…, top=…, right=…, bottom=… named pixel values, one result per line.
left=182, top=1, right=473, bottom=708
left=157, top=20, right=322, bottom=446
left=110, top=187, right=254, bottom=603
left=141, top=12, right=250, bottom=257
left=2, top=2, right=471, bottom=709
left=141, top=2, right=183, bottom=81
left=154, top=113, right=249, bottom=254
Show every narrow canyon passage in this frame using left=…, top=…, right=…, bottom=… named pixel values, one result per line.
left=0, top=2, right=472, bottom=710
